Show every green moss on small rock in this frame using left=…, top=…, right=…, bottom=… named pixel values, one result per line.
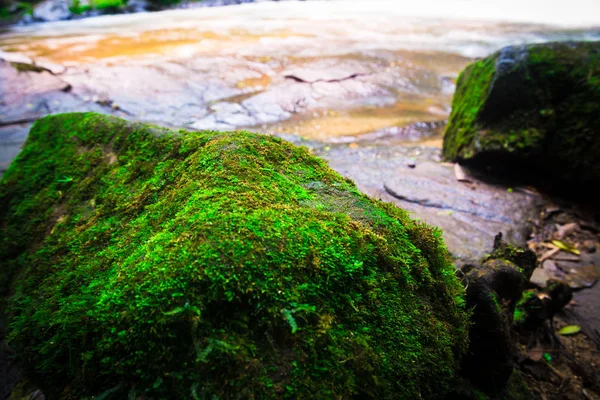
left=1, top=113, right=469, bottom=399
left=9, top=61, right=47, bottom=73
left=443, top=41, right=600, bottom=188
left=513, top=290, right=541, bottom=327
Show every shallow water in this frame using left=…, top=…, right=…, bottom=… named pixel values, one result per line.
left=1, top=0, right=599, bottom=142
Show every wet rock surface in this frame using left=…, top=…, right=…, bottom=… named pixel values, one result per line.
left=316, top=143, right=540, bottom=265
left=2, top=13, right=598, bottom=265
left=32, top=0, right=71, bottom=22
left=0, top=7, right=598, bottom=271
left=0, top=59, right=105, bottom=173
left=0, top=54, right=543, bottom=266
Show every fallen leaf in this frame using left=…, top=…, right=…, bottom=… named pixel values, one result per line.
left=558, top=325, right=581, bottom=335
left=551, top=240, right=580, bottom=255
left=556, top=222, right=579, bottom=239
left=348, top=143, right=359, bottom=149
left=539, top=247, right=561, bottom=263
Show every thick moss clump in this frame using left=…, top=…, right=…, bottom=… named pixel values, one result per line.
left=443, top=41, right=600, bottom=189
left=0, top=113, right=469, bottom=399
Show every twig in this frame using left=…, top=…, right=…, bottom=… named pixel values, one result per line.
left=540, top=247, right=561, bottom=263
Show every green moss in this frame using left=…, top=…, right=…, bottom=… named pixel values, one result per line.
left=9, top=62, right=47, bottom=73
left=513, top=290, right=541, bottom=326
left=0, top=1, right=33, bottom=19
left=503, top=370, right=538, bottom=400
left=442, top=41, right=600, bottom=186
left=69, top=0, right=125, bottom=14
left=442, top=50, right=549, bottom=161
left=442, top=56, right=496, bottom=160
left=1, top=113, right=469, bottom=399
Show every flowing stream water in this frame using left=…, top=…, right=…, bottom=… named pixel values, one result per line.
left=1, top=0, right=599, bottom=143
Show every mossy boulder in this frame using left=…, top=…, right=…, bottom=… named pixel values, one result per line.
left=443, top=41, right=600, bottom=189
left=0, top=113, right=469, bottom=399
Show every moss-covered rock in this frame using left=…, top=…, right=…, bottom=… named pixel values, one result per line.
left=448, top=370, right=539, bottom=400
left=0, top=113, right=469, bottom=399
left=443, top=41, right=600, bottom=189
left=460, top=234, right=536, bottom=393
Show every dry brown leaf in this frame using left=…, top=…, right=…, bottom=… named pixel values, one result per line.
left=539, top=247, right=561, bottom=263
left=556, top=222, right=579, bottom=239
left=537, top=293, right=551, bottom=300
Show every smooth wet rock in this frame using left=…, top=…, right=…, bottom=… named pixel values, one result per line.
left=443, top=41, right=600, bottom=191
left=0, top=60, right=104, bottom=124
left=530, top=267, right=551, bottom=288
left=540, top=259, right=566, bottom=280
left=564, top=265, right=599, bottom=289
left=0, top=51, right=66, bottom=75
left=322, top=145, right=540, bottom=265
left=191, top=102, right=257, bottom=130
left=33, top=0, right=72, bottom=22
left=125, top=0, right=148, bottom=13
left=283, top=62, right=370, bottom=83
left=0, top=51, right=33, bottom=65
